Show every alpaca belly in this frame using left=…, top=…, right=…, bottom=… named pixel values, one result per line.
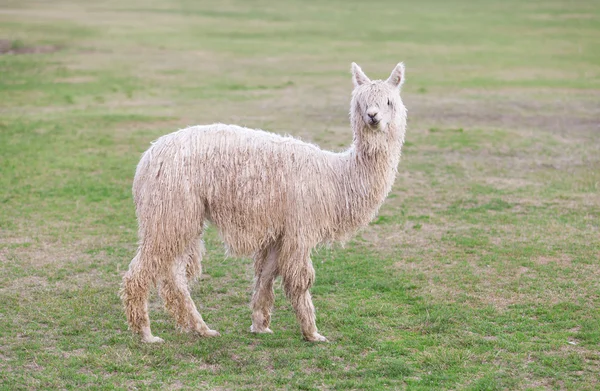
left=206, top=209, right=280, bottom=257
left=202, top=181, right=283, bottom=257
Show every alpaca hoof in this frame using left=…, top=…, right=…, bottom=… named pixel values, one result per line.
left=198, top=329, right=220, bottom=337
left=305, top=333, right=328, bottom=342
left=142, top=335, right=164, bottom=343
left=250, top=325, right=273, bottom=334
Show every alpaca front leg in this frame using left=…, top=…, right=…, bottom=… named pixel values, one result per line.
left=251, top=245, right=278, bottom=333
left=281, top=260, right=327, bottom=342
left=289, top=289, right=327, bottom=342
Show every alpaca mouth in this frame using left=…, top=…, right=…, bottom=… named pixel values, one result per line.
left=368, top=119, right=380, bottom=127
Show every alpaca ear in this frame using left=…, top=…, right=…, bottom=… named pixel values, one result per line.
left=386, top=62, right=405, bottom=88
left=351, top=62, right=370, bottom=87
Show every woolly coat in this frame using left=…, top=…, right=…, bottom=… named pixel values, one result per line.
left=133, top=115, right=405, bottom=259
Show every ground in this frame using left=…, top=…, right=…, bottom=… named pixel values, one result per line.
left=0, top=0, right=599, bottom=390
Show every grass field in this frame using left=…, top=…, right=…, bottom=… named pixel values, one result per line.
left=1, top=0, right=599, bottom=389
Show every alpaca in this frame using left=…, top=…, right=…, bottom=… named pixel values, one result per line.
left=121, top=62, right=407, bottom=343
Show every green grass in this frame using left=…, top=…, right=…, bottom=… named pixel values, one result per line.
left=1, top=0, right=599, bottom=389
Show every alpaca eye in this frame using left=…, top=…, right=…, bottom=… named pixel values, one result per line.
left=387, top=99, right=392, bottom=106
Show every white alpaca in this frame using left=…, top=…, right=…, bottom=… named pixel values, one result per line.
left=121, top=62, right=407, bottom=343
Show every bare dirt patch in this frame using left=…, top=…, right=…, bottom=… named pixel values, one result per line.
left=53, top=76, right=97, bottom=84
left=534, top=255, right=573, bottom=266
left=407, top=90, right=600, bottom=138
left=0, top=39, right=61, bottom=55
left=0, top=275, right=48, bottom=293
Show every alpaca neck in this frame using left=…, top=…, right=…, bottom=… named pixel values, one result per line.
left=336, top=123, right=404, bottom=232
left=350, top=128, right=402, bottom=200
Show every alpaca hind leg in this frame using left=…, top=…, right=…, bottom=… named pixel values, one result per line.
left=280, top=248, right=327, bottom=342
left=121, top=251, right=163, bottom=343
left=185, top=239, right=204, bottom=282
left=250, top=245, right=279, bottom=333
left=159, top=240, right=219, bottom=337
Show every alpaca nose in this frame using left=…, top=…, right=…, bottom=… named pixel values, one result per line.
left=367, top=108, right=379, bottom=119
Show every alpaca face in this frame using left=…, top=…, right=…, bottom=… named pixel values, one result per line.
left=351, top=63, right=405, bottom=132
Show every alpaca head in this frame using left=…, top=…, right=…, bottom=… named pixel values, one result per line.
left=350, top=62, right=406, bottom=134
